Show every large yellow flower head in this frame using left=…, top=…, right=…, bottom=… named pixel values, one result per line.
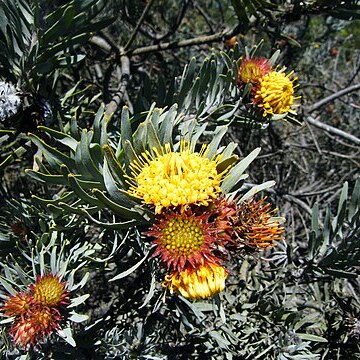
left=254, top=69, right=300, bottom=116
left=128, top=141, right=227, bottom=214
left=164, top=262, right=227, bottom=300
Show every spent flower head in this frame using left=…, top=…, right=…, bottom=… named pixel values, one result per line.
left=232, top=197, right=285, bottom=249
left=0, top=81, right=21, bottom=121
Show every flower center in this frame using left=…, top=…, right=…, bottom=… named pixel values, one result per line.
left=33, top=276, right=66, bottom=306
left=161, top=217, right=204, bottom=257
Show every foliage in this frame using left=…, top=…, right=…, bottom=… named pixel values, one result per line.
left=0, top=0, right=360, bottom=359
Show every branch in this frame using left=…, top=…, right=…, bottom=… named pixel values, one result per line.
left=283, top=194, right=313, bottom=217
left=105, top=55, right=131, bottom=118
left=126, top=26, right=241, bottom=56
left=124, top=0, right=156, bottom=51
left=89, top=35, right=112, bottom=52
left=306, top=116, right=360, bottom=146
left=306, top=83, right=360, bottom=113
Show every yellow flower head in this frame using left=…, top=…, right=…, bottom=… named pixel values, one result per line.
left=163, top=262, right=227, bottom=300
left=30, top=274, right=69, bottom=307
left=254, top=69, right=300, bottom=116
left=128, top=141, right=227, bottom=214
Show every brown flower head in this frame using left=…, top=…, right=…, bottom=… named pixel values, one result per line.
left=234, top=197, right=285, bottom=249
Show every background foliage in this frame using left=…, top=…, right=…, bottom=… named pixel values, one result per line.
left=0, top=0, right=360, bottom=359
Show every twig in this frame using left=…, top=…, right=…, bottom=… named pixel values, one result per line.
left=283, top=194, right=313, bottom=217
left=155, top=0, right=189, bottom=41
left=124, top=0, right=156, bottom=51
left=304, top=120, right=322, bottom=154
left=89, top=36, right=132, bottom=116
left=346, top=61, right=360, bottom=87
left=305, top=83, right=360, bottom=113
left=290, top=184, right=342, bottom=197
left=191, top=0, right=215, bottom=33
left=305, top=116, right=360, bottom=145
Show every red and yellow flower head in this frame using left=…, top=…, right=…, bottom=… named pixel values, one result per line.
left=10, top=307, right=62, bottom=348
left=237, top=57, right=300, bottom=118
left=2, top=292, right=33, bottom=317
left=237, top=57, right=271, bottom=86
left=148, top=207, right=226, bottom=272
left=1, top=274, right=70, bottom=349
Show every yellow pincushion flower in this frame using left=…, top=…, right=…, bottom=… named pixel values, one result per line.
left=254, top=69, right=300, bottom=116
left=164, top=262, right=227, bottom=300
left=128, top=141, right=228, bottom=214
